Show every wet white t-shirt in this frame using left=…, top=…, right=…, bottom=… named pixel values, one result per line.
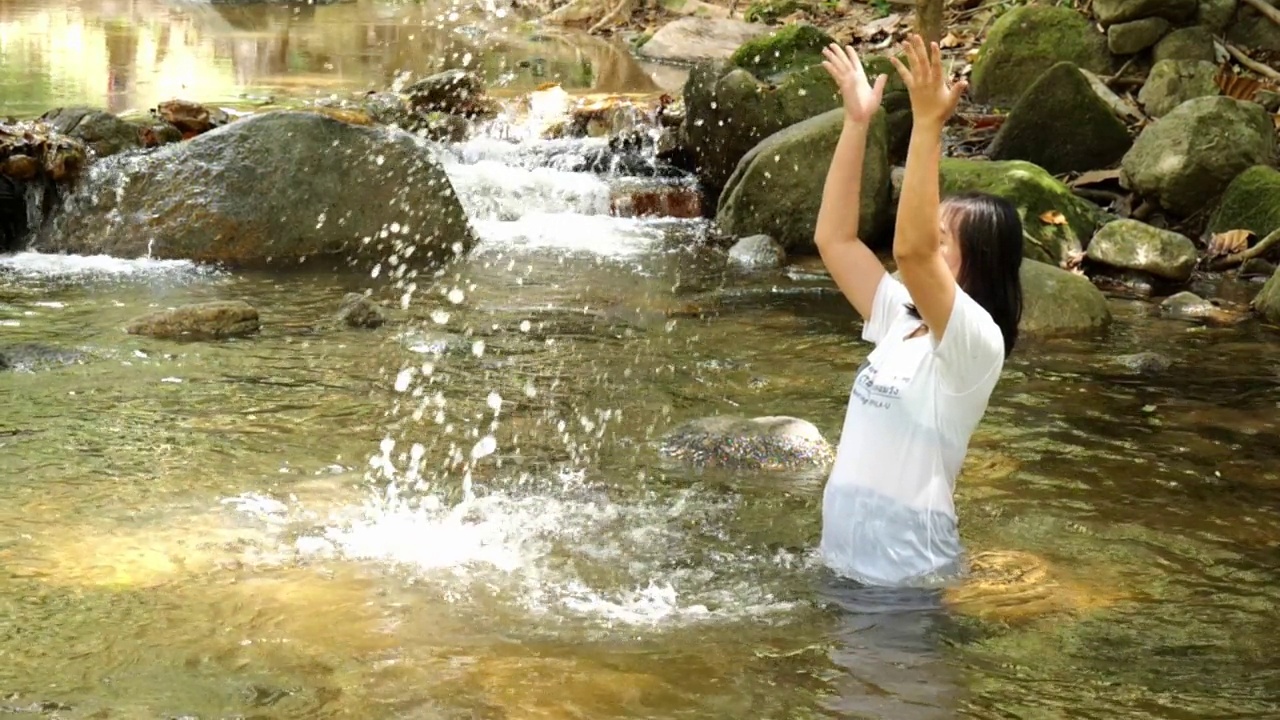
left=820, top=274, right=1005, bottom=586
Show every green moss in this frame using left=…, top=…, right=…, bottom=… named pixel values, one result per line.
left=1208, top=165, right=1280, bottom=237
left=632, top=32, right=653, bottom=49
left=970, top=6, right=1111, bottom=107
left=729, top=23, right=834, bottom=79
left=744, top=0, right=803, bottom=23
left=1251, top=266, right=1280, bottom=322
left=940, top=158, right=1108, bottom=263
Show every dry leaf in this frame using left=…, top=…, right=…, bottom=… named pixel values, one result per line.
left=939, top=32, right=966, bottom=49
left=1039, top=210, right=1068, bottom=225
left=1069, top=168, right=1122, bottom=188
left=855, top=13, right=902, bottom=41
left=1207, top=229, right=1253, bottom=257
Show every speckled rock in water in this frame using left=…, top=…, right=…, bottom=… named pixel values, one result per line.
left=1086, top=219, right=1198, bottom=282
left=727, top=234, right=786, bottom=269
left=37, top=111, right=477, bottom=270
left=1137, top=60, right=1220, bottom=118
left=1115, top=351, right=1172, bottom=373
left=1159, top=291, right=1218, bottom=319
left=659, top=415, right=834, bottom=470
left=337, top=293, right=387, bottom=328
left=404, top=70, right=494, bottom=118
left=0, top=343, right=86, bottom=371
left=943, top=550, right=1124, bottom=625
left=125, top=301, right=260, bottom=341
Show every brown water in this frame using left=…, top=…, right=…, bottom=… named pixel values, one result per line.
left=4, top=2, right=1280, bottom=718
left=0, top=0, right=683, bottom=118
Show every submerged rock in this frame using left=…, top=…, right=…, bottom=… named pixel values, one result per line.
left=1020, top=259, right=1112, bottom=336
left=969, top=6, right=1111, bottom=106
left=1115, top=351, right=1172, bottom=373
left=659, top=415, right=835, bottom=470
left=1121, top=97, right=1276, bottom=216
left=125, top=301, right=260, bottom=341
left=988, top=62, right=1132, bottom=174
left=717, top=108, right=891, bottom=251
left=0, top=342, right=86, bottom=371
left=1086, top=219, right=1198, bottom=282
left=1159, top=290, right=1219, bottom=319
left=727, top=234, right=786, bottom=269
left=940, top=158, right=1106, bottom=264
left=337, top=292, right=388, bottom=329
left=39, top=111, right=477, bottom=270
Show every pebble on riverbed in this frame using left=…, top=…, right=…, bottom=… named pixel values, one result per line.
left=727, top=234, right=786, bottom=270
left=125, top=300, right=261, bottom=341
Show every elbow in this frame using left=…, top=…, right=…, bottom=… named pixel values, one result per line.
left=892, top=246, right=936, bottom=266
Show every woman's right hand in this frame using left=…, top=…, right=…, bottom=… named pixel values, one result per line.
left=821, top=43, right=886, bottom=125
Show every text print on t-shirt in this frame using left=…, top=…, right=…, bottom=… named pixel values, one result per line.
left=852, top=358, right=913, bottom=410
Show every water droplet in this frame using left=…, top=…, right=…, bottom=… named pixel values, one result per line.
left=470, top=435, right=497, bottom=459
left=519, top=319, right=531, bottom=332
left=430, top=309, right=451, bottom=324
left=471, top=340, right=485, bottom=357
left=447, top=288, right=465, bottom=304
left=375, top=155, right=386, bottom=166
left=487, top=392, right=503, bottom=413
left=394, top=368, right=414, bottom=392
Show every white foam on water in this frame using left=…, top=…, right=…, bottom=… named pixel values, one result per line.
left=470, top=212, right=665, bottom=258
left=0, top=251, right=208, bottom=279
left=446, top=159, right=612, bottom=221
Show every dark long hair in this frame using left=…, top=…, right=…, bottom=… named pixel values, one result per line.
left=908, top=192, right=1024, bottom=356
left=944, top=192, right=1024, bottom=357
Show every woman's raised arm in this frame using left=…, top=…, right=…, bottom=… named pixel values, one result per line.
left=813, top=43, right=889, bottom=322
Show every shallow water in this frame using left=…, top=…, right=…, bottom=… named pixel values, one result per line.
left=4, top=4, right=1280, bottom=718
left=0, top=0, right=682, bottom=117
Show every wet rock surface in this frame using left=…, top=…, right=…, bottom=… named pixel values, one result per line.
left=124, top=300, right=261, bottom=341
left=336, top=292, right=388, bottom=329
left=0, top=342, right=86, bottom=371
left=659, top=415, right=835, bottom=470
left=38, top=110, right=477, bottom=270
left=727, top=234, right=786, bottom=269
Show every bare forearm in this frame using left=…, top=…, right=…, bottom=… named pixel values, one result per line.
left=894, top=121, right=945, bottom=260
left=814, top=119, right=871, bottom=246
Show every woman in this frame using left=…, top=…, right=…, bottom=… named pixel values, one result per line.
left=814, top=35, right=1023, bottom=586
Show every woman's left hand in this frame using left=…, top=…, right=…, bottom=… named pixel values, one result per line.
left=888, top=33, right=967, bottom=129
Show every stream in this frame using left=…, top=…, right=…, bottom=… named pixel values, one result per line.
left=3, top=1, right=1280, bottom=719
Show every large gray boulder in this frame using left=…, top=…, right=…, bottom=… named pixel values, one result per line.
left=38, top=111, right=477, bottom=271
left=1086, top=219, right=1198, bottom=282
left=970, top=6, right=1111, bottom=106
left=1121, top=97, right=1276, bottom=216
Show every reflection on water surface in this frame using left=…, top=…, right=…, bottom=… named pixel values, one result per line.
left=0, top=0, right=677, bottom=117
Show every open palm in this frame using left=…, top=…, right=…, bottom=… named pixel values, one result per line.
left=821, top=43, right=886, bottom=124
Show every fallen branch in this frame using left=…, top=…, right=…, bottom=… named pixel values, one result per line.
left=1241, top=0, right=1280, bottom=29
left=1207, top=227, right=1280, bottom=270
left=1223, top=42, right=1280, bottom=83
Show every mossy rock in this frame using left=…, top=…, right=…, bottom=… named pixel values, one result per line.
left=1094, top=0, right=1197, bottom=25
left=1086, top=219, right=1197, bottom=282
left=681, top=60, right=841, bottom=197
left=716, top=108, right=892, bottom=251
left=1137, top=59, right=1220, bottom=118
left=729, top=23, right=833, bottom=79
left=1208, top=165, right=1280, bottom=237
left=988, top=62, right=1132, bottom=175
left=1018, top=259, right=1112, bottom=337
left=743, top=0, right=804, bottom=23
left=970, top=6, right=1112, bottom=107
left=1251, top=266, right=1280, bottom=323
left=940, top=158, right=1108, bottom=263
left=1151, top=25, right=1216, bottom=63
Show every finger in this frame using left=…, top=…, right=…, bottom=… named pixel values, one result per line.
left=826, top=43, right=850, bottom=73
left=945, top=80, right=968, bottom=116
left=872, top=73, right=888, bottom=104
left=887, top=54, right=913, bottom=86
left=844, top=45, right=865, bottom=77
left=930, top=41, right=943, bottom=83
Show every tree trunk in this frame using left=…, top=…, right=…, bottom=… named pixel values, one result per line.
left=916, top=0, right=944, bottom=45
